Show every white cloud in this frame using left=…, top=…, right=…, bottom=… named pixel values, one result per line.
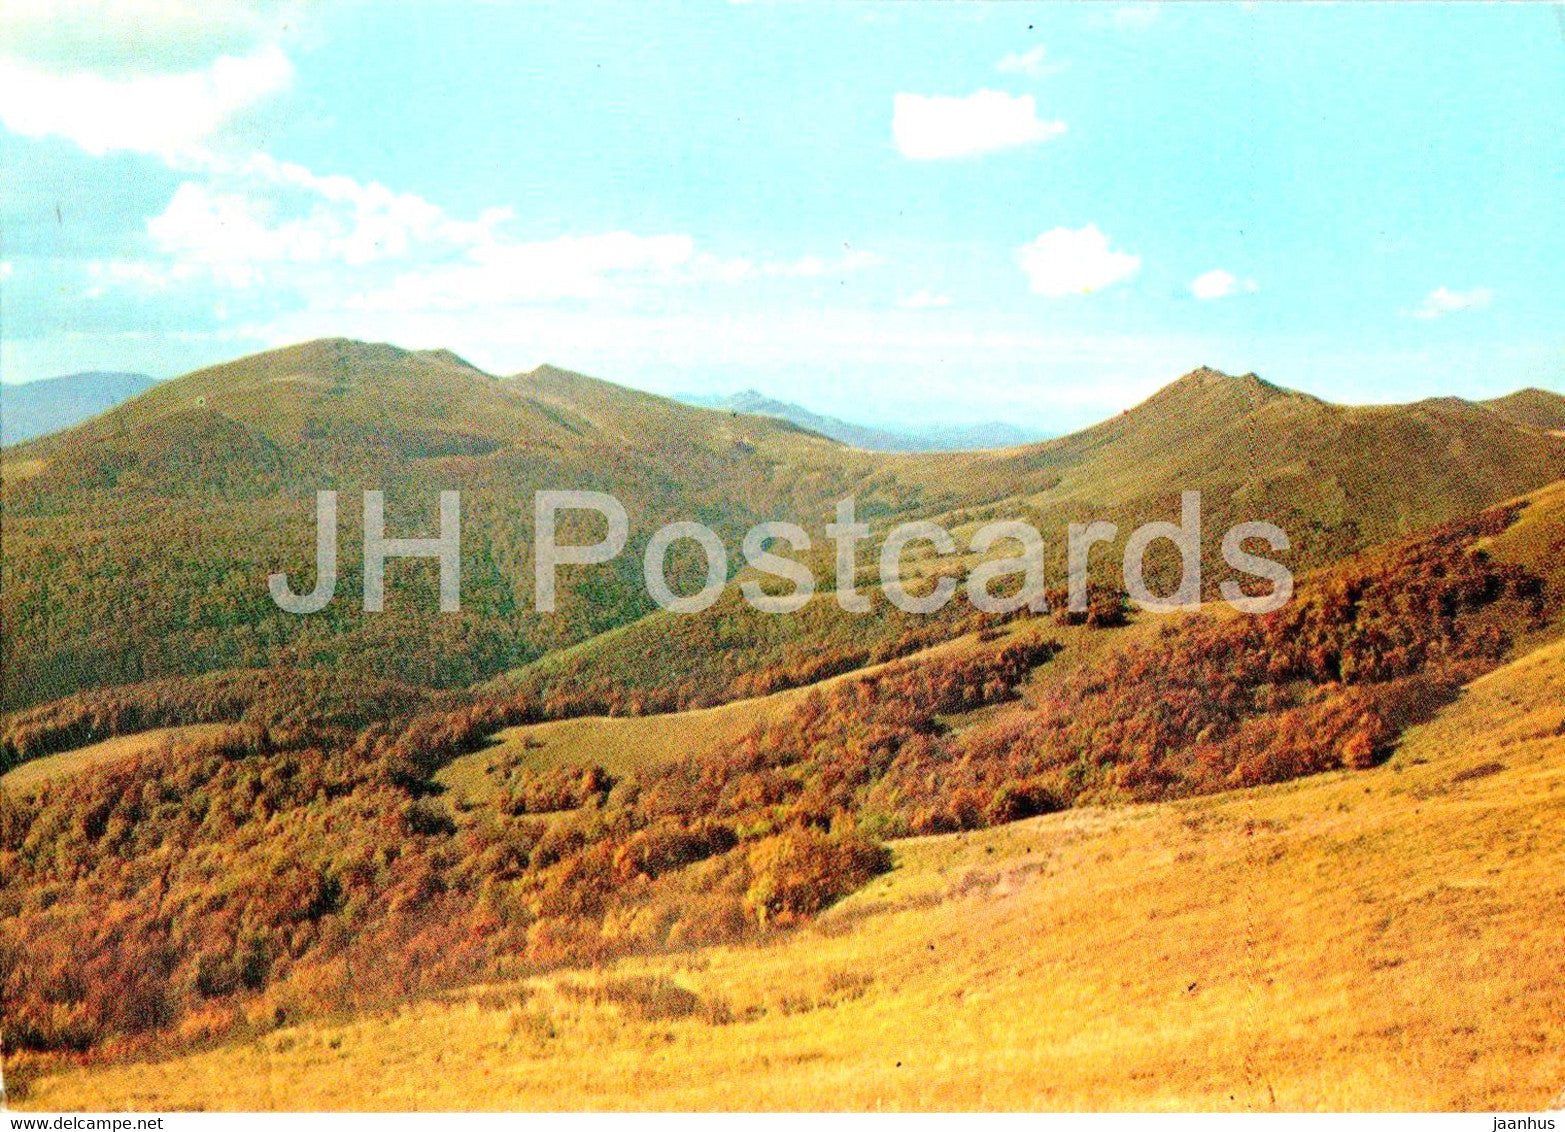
left=144, top=161, right=509, bottom=283
left=897, top=290, right=952, bottom=310
left=893, top=90, right=1065, bottom=160
left=0, top=45, right=291, bottom=158
left=1190, top=269, right=1236, bottom=300
left=15, top=23, right=877, bottom=324
left=1412, top=285, right=1494, bottom=320
left=1016, top=225, right=1141, bottom=297
left=1189, top=269, right=1259, bottom=301
left=0, top=261, right=13, bottom=282
left=995, top=47, right=1057, bottom=77
left=134, top=168, right=698, bottom=303
left=109, top=148, right=877, bottom=314
left=149, top=183, right=311, bottom=283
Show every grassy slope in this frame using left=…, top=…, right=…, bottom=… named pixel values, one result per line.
left=6, top=344, right=1564, bottom=1108
left=950, top=372, right=1565, bottom=549
left=437, top=686, right=820, bottom=800
left=496, top=370, right=1565, bottom=702
left=0, top=340, right=941, bottom=710
left=1483, top=388, right=1565, bottom=433
left=7, top=342, right=1563, bottom=716
left=0, top=724, right=228, bottom=795
left=440, top=612, right=1171, bottom=804
left=24, top=628, right=1563, bottom=1112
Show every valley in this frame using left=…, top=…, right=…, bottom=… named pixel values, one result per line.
left=6, top=4, right=1560, bottom=1116
left=17, top=630, right=1563, bottom=1111
left=2, top=340, right=1563, bottom=1112
left=5, top=341, right=1563, bottom=711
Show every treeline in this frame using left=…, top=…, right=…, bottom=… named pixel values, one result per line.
left=505, top=582, right=1123, bottom=718
left=0, top=668, right=433, bottom=774
left=0, top=502, right=1548, bottom=1062
left=0, top=637, right=1053, bottom=1057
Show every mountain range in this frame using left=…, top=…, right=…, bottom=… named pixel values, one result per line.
left=4, top=337, right=1565, bottom=1109
left=2, top=338, right=1563, bottom=711
left=676, top=388, right=1047, bottom=451
left=0, top=371, right=155, bottom=446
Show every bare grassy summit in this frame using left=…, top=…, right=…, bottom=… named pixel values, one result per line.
left=1483, top=386, right=1565, bottom=432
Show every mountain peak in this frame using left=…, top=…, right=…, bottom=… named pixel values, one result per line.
left=243, top=338, right=492, bottom=377
left=1483, top=386, right=1565, bottom=431
left=1177, top=365, right=1235, bottom=383
left=414, top=347, right=485, bottom=373
left=1173, top=366, right=1280, bottom=392
left=1141, top=367, right=1297, bottom=419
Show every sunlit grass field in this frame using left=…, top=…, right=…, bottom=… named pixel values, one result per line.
left=24, top=634, right=1564, bottom=1112
left=438, top=612, right=1169, bottom=805
left=0, top=724, right=228, bottom=795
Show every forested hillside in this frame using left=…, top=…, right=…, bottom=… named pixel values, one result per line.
left=6, top=340, right=1560, bottom=712
left=3, top=482, right=1558, bottom=1060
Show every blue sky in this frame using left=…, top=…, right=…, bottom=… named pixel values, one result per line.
left=1, top=1, right=1560, bottom=430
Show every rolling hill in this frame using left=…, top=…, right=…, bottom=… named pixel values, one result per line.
left=1483, top=386, right=1565, bottom=432
left=943, top=368, right=1565, bottom=539
left=0, top=340, right=934, bottom=709
left=16, top=568, right=1565, bottom=1111
left=0, top=371, right=155, bottom=446
left=4, top=339, right=1564, bottom=1109
left=4, top=341, right=1565, bottom=714
left=505, top=368, right=1565, bottom=710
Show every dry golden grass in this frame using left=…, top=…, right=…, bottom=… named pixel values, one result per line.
left=439, top=615, right=1127, bottom=802
left=440, top=684, right=821, bottom=801
left=0, top=455, right=46, bottom=483
left=0, top=724, right=229, bottom=795
left=1484, top=478, right=1565, bottom=575
left=23, top=635, right=1564, bottom=1112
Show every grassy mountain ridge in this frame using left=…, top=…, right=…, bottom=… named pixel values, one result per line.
left=959, top=367, right=1565, bottom=529
left=523, top=369, right=1565, bottom=707
left=3, top=341, right=1563, bottom=713
left=17, top=341, right=841, bottom=478
left=1482, top=386, right=1565, bottom=432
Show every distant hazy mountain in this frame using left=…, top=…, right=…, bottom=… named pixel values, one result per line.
left=676, top=389, right=1046, bottom=452
left=1, top=371, right=155, bottom=445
